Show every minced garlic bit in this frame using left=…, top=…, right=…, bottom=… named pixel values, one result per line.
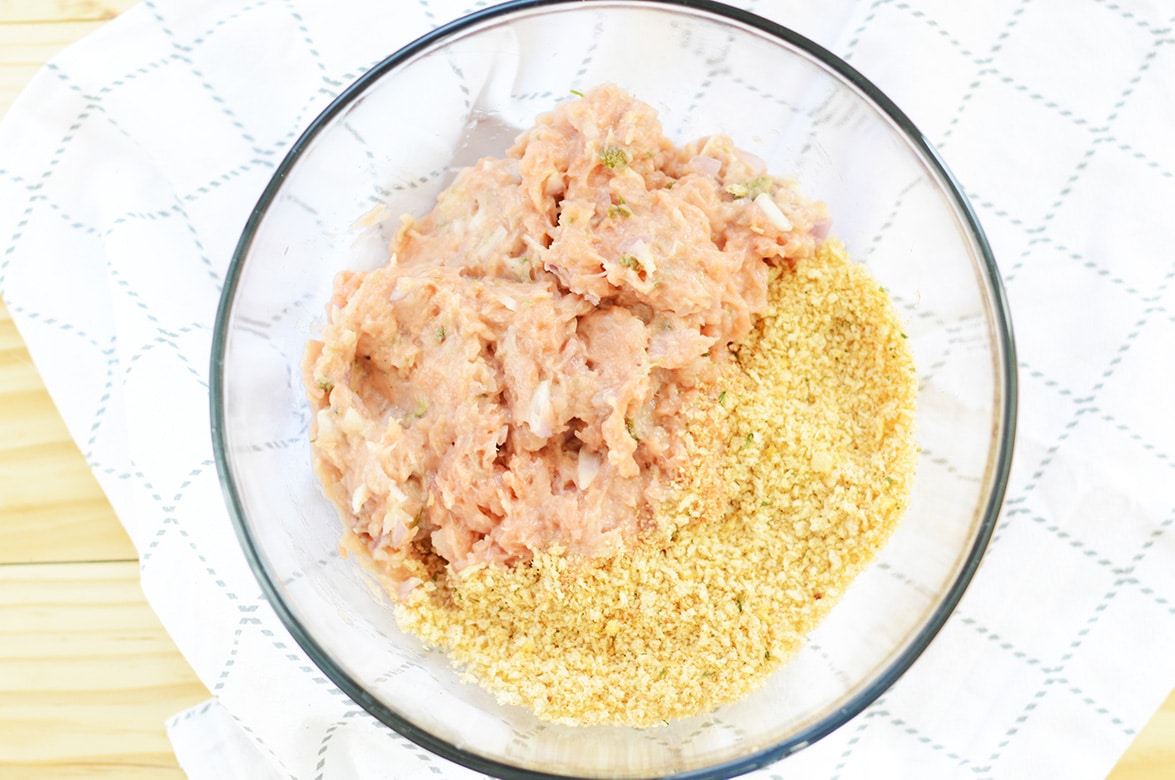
left=395, top=239, right=916, bottom=727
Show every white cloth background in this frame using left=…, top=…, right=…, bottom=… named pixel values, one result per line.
left=2, top=0, right=1173, bottom=778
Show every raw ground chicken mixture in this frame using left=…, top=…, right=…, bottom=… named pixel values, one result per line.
left=304, top=85, right=916, bottom=726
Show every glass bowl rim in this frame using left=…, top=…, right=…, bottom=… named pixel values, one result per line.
left=209, top=1, right=1018, bottom=777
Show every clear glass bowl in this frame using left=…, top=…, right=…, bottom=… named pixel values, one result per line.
left=211, top=1, right=1016, bottom=777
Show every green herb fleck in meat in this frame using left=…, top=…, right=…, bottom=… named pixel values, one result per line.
left=724, top=176, right=772, bottom=200
left=600, top=145, right=631, bottom=170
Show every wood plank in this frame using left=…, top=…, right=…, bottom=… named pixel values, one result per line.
left=0, top=765, right=184, bottom=775
left=0, top=0, right=138, bottom=25
left=1109, top=690, right=1175, bottom=779
left=0, top=60, right=40, bottom=116
left=0, top=561, right=208, bottom=772
left=0, top=20, right=108, bottom=64
left=0, top=3, right=140, bottom=111
left=1, top=8, right=209, bottom=772
left=0, top=767, right=185, bottom=779
left=0, top=299, right=136, bottom=564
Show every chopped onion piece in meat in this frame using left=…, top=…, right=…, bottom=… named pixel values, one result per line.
left=577, top=449, right=601, bottom=489
left=528, top=379, right=554, bottom=437
left=629, top=239, right=657, bottom=273
left=754, top=192, right=793, bottom=232
left=692, top=155, right=722, bottom=178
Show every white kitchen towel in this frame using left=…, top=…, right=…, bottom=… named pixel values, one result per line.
left=2, top=0, right=1173, bottom=778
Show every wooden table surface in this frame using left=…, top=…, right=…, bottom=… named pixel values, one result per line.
left=0, top=1, right=1172, bottom=778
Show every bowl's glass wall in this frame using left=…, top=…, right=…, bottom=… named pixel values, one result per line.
left=215, top=2, right=1011, bottom=777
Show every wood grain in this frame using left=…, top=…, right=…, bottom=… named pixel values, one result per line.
left=0, top=561, right=206, bottom=775
left=1112, top=695, right=1175, bottom=780
left=0, top=6, right=206, bottom=776
left=0, top=21, right=111, bottom=63
left=0, top=0, right=135, bottom=24
left=0, top=1, right=1170, bottom=777
left=0, top=20, right=105, bottom=125
left=0, top=0, right=137, bottom=109
left=0, top=300, right=137, bottom=565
